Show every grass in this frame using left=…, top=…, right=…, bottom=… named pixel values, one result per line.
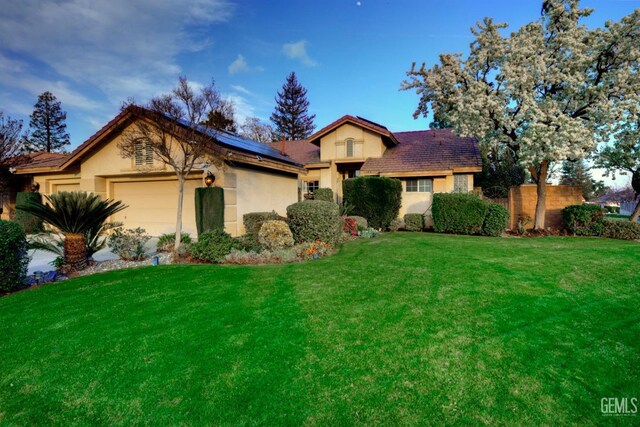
left=1, top=233, right=639, bottom=425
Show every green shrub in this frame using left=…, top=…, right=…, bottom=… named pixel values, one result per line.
left=562, top=205, right=605, bottom=236
left=389, top=218, right=405, bottom=232
left=15, top=192, right=44, bottom=234
left=195, top=187, right=224, bottom=237
left=483, top=203, right=509, bottom=237
left=157, top=232, right=192, bottom=252
left=604, top=205, right=620, bottom=214
left=258, top=220, right=294, bottom=251
left=404, top=213, right=425, bottom=232
left=343, top=176, right=402, bottom=229
left=190, top=229, right=240, bottom=263
left=602, top=219, right=640, bottom=240
left=348, top=216, right=368, bottom=230
left=432, top=193, right=489, bottom=235
left=314, top=188, right=334, bottom=202
left=0, top=220, right=29, bottom=292
left=107, top=228, right=151, bottom=261
left=286, top=200, right=342, bottom=243
left=243, top=211, right=285, bottom=240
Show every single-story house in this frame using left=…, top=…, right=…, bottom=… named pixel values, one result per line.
left=270, top=115, right=482, bottom=223
left=11, top=106, right=305, bottom=236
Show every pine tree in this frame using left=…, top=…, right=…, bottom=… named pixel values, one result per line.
left=270, top=72, right=316, bottom=140
left=560, top=159, right=606, bottom=201
left=27, top=91, right=70, bottom=153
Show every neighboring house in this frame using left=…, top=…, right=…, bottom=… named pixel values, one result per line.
left=12, top=107, right=304, bottom=236
left=1, top=152, right=68, bottom=221
left=270, top=115, right=481, bottom=222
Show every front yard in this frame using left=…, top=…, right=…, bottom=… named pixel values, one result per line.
left=1, top=233, right=638, bottom=424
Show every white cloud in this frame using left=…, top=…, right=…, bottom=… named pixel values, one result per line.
left=226, top=94, right=255, bottom=125
left=228, top=55, right=250, bottom=74
left=230, top=84, right=251, bottom=95
left=282, top=40, right=317, bottom=67
left=228, top=54, right=264, bottom=74
left=0, top=0, right=235, bottom=108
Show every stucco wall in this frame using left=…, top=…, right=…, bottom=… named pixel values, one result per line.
left=509, top=184, right=583, bottom=230
left=319, top=123, right=385, bottom=161
left=233, top=166, right=299, bottom=236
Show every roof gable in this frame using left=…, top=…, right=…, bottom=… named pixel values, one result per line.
left=307, top=115, right=398, bottom=147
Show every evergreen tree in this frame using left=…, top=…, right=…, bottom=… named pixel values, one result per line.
left=201, top=99, right=237, bottom=133
left=560, top=159, right=606, bottom=201
left=27, top=91, right=70, bottom=153
left=270, top=72, right=316, bottom=140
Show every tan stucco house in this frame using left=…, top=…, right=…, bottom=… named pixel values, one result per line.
left=270, top=115, right=482, bottom=222
left=12, top=107, right=304, bottom=236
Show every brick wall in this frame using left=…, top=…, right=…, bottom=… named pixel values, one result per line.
left=509, top=184, right=583, bottom=230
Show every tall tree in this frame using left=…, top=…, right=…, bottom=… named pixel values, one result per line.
left=559, top=159, right=606, bottom=201
left=240, top=117, right=275, bottom=144
left=202, top=98, right=237, bottom=133
left=270, top=72, right=316, bottom=140
left=597, top=118, right=640, bottom=221
left=402, top=1, right=640, bottom=229
left=27, top=91, right=70, bottom=153
left=119, top=76, right=226, bottom=251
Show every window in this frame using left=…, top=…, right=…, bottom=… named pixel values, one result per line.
left=347, top=169, right=360, bottom=179
left=303, top=180, right=319, bottom=194
left=346, top=138, right=354, bottom=157
left=134, top=140, right=153, bottom=166
left=406, top=178, right=432, bottom=192
left=454, top=175, right=469, bottom=193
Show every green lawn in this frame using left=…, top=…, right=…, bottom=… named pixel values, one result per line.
left=1, top=233, right=639, bottom=425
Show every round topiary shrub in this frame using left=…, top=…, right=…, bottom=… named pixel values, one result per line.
left=348, top=216, right=368, bottom=230
left=313, top=188, right=334, bottom=202
left=0, top=220, right=29, bottom=292
left=15, top=192, right=44, bottom=234
left=190, top=229, right=240, bottom=263
left=286, top=200, right=342, bottom=243
left=404, top=213, right=425, bottom=232
left=258, top=220, right=294, bottom=251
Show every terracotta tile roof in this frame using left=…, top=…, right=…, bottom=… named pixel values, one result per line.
left=267, top=140, right=320, bottom=164
left=307, top=115, right=398, bottom=146
left=360, top=129, right=481, bottom=173
left=13, top=152, right=69, bottom=171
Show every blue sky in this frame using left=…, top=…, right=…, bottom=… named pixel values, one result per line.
left=1, top=0, right=638, bottom=172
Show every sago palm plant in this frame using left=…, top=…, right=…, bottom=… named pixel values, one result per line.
left=18, top=191, right=127, bottom=271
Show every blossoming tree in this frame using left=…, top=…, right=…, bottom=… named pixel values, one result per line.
left=402, top=0, right=639, bottom=230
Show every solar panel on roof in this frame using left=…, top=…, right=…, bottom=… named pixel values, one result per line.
left=173, top=118, right=300, bottom=166
left=355, top=116, right=388, bottom=130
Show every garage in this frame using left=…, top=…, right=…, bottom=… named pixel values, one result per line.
left=111, top=178, right=201, bottom=236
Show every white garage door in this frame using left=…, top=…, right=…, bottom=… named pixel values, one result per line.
left=112, top=179, right=200, bottom=236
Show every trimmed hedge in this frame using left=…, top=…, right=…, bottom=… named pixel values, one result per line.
left=0, top=220, right=29, bottom=292
left=602, top=219, right=640, bottom=240
left=243, top=211, right=285, bottom=240
left=313, top=188, right=334, bottom=202
left=562, top=205, right=605, bottom=236
left=286, top=200, right=342, bottom=243
left=15, top=192, right=44, bottom=234
left=343, top=176, right=402, bottom=229
left=432, top=193, right=488, bottom=235
left=195, top=187, right=224, bottom=237
left=483, top=204, right=509, bottom=237
left=190, top=229, right=240, bottom=263
left=404, top=213, right=425, bottom=232
left=432, top=193, right=507, bottom=236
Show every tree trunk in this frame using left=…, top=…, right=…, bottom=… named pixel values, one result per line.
left=174, top=175, right=185, bottom=252
left=630, top=199, right=640, bottom=222
left=533, top=160, right=550, bottom=231
left=64, top=233, right=87, bottom=271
